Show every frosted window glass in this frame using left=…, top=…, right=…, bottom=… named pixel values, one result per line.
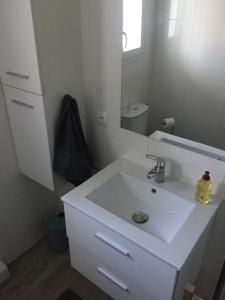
left=123, top=0, right=143, bottom=52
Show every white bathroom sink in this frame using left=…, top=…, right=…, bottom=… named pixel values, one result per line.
left=87, top=171, right=195, bottom=243
left=62, top=150, right=220, bottom=270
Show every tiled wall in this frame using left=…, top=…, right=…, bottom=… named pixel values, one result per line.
left=150, top=0, right=225, bottom=149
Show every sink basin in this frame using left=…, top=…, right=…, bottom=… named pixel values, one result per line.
left=87, top=171, right=196, bottom=243
left=62, top=149, right=220, bottom=270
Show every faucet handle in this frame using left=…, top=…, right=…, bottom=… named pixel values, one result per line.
left=146, top=154, right=166, bottom=163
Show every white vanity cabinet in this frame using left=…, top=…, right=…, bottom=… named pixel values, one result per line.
left=0, top=0, right=84, bottom=190
left=64, top=204, right=178, bottom=300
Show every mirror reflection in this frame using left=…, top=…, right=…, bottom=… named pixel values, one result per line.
left=121, top=0, right=225, bottom=150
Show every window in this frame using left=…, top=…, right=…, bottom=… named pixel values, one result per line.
left=123, top=0, right=143, bottom=53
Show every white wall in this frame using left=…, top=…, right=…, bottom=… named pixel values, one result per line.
left=149, top=0, right=225, bottom=149
left=0, top=86, right=59, bottom=264
left=81, top=0, right=150, bottom=170
left=32, top=0, right=86, bottom=157
left=121, top=0, right=225, bottom=150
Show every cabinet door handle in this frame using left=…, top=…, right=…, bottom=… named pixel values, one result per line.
left=97, top=267, right=128, bottom=291
left=6, top=71, right=29, bottom=80
left=95, top=232, right=130, bottom=257
left=12, top=100, right=34, bottom=109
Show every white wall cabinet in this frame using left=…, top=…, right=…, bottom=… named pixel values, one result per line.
left=0, top=0, right=42, bottom=95
left=4, top=86, right=53, bottom=189
left=0, top=0, right=85, bottom=190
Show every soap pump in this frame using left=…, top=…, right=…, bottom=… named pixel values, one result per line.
left=195, top=171, right=212, bottom=204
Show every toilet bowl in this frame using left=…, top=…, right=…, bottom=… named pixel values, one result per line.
left=121, top=102, right=149, bottom=135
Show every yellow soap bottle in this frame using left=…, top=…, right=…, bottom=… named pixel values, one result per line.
left=195, top=171, right=212, bottom=204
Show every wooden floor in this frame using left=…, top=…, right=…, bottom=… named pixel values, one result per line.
left=0, top=238, right=112, bottom=300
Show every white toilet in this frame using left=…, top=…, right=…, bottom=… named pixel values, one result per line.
left=121, top=102, right=149, bottom=135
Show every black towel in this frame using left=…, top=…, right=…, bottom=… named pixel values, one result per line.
left=53, top=95, right=92, bottom=186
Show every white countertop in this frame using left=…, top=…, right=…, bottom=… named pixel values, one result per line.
left=62, top=149, right=221, bottom=271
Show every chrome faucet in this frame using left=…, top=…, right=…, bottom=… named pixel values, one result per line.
left=146, top=154, right=166, bottom=183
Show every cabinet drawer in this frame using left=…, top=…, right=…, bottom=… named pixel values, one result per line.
left=65, top=205, right=177, bottom=300
left=69, top=239, right=155, bottom=300
left=0, top=0, right=42, bottom=95
left=4, top=85, right=54, bottom=190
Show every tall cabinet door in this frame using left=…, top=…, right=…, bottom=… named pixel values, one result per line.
left=0, top=0, right=42, bottom=95
left=3, top=85, right=54, bottom=191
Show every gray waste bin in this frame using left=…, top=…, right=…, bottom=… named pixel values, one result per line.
left=47, top=213, right=68, bottom=253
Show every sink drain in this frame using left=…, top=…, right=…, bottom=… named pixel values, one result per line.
left=132, top=211, right=149, bottom=224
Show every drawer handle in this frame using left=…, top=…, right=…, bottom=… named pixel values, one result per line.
left=95, top=232, right=130, bottom=257
left=97, top=267, right=128, bottom=291
left=12, top=100, right=34, bottom=109
left=6, top=71, right=29, bottom=80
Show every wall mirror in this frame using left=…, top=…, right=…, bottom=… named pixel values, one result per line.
left=120, top=0, right=225, bottom=150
